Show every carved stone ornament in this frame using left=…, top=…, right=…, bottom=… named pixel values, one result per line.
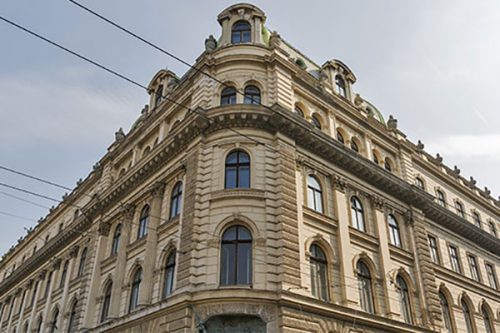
left=371, top=195, right=385, bottom=211
left=416, top=140, right=424, bottom=150
left=115, top=127, right=125, bottom=143
left=269, top=31, right=281, bottom=49
left=332, top=175, right=347, bottom=192
left=453, top=165, right=460, bottom=175
left=435, top=153, right=443, bottom=163
left=38, top=269, right=47, bottom=280
left=404, top=209, right=415, bottom=225
left=69, top=245, right=80, bottom=258
left=52, top=258, right=62, bottom=270
left=354, top=94, right=363, bottom=106
left=149, top=181, right=166, bottom=198
left=204, top=35, right=217, bottom=52
left=387, top=115, right=398, bottom=130
left=98, top=221, right=112, bottom=237
left=120, top=203, right=136, bottom=221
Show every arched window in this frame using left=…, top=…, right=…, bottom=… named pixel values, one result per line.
left=44, top=271, right=52, bottom=298
left=77, top=248, right=87, bottom=277
left=162, top=251, right=176, bottom=298
left=415, top=177, right=425, bottom=190
left=388, top=214, right=402, bottom=248
left=67, top=301, right=78, bottom=333
left=439, top=292, right=454, bottom=333
left=337, top=131, right=345, bottom=144
left=100, top=281, right=112, bottom=322
left=294, top=105, right=304, bottom=117
left=309, top=244, right=328, bottom=301
left=350, top=196, right=365, bottom=232
left=357, top=261, right=375, bottom=314
left=31, top=281, right=39, bottom=306
left=169, top=181, right=183, bottom=219
left=220, top=225, right=252, bottom=286
left=472, top=212, right=481, bottom=228
left=307, top=175, right=323, bottom=213
left=129, top=268, right=142, bottom=312
left=155, top=84, right=163, bottom=107
left=455, top=201, right=465, bottom=218
left=311, top=116, right=322, bottom=130
left=221, top=87, right=237, bottom=105
left=350, top=140, right=359, bottom=153
left=23, top=322, right=28, bottom=333
left=60, top=260, right=69, bottom=289
left=335, top=75, right=347, bottom=98
left=137, top=205, right=150, bottom=239
left=225, top=150, right=250, bottom=189
left=437, top=190, right=446, bottom=207
left=35, top=316, right=43, bottom=333
left=48, top=308, right=59, bottom=333
left=231, top=20, right=251, bottom=44
left=461, top=299, right=475, bottom=333
left=243, top=85, right=260, bottom=104
left=373, top=151, right=379, bottom=164
left=481, top=304, right=494, bottom=333
left=396, top=275, right=412, bottom=324
left=384, top=158, right=392, bottom=172
left=111, top=224, right=121, bottom=256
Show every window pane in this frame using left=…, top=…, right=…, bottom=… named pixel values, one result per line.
left=222, top=227, right=237, bottom=241
left=221, top=243, right=236, bottom=285
left=237, top=243, right=252, bottom=285
left=239, top=166, right=250, bottom=188
left=225, top=168, right=237, bottom=189
left=238, top=227, right=252, bottom=241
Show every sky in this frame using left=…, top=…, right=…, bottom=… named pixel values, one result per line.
left=0, top=0, right=499, bottom=255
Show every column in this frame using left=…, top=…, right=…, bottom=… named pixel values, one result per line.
left=82, top=221, right=110, bottom=328
left=139, top=182, right=165, bottom=305
left=221, top=18, right=230, bottom=46
left=16, top=287, right=28, bottom=332
left=109, top=204, right=135, bottom=317
left=332, top=176, right=357, bottom=306
left=40, top=268, right=57, bottom=333
left=371, top=196, right=396, bottom=317
left=5, top=289, right=20, bottom=333
left=26, top=270, right=45, bottom=333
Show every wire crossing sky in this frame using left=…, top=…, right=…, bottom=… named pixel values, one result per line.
left=0, top=0, right=499, bottom=255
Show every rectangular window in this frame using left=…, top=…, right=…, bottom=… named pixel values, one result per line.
left=428, top=236, right=440, bottom=264
left=467, top=255, right=480, bottom=281
left=448, top=245, right=461, bottom=273
left=485, top=264, right=498, bottom=290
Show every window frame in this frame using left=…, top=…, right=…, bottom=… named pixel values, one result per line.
left=162, top=251, right=176, bottom=298
left=485, top=263, right=498, bottom=290
left=220, top=87, right=237, bottom=105
left=388, top=214, right=402, bottom=248
left=111, top=224, right=121, bottom=256
left=231, top=20, right=251, bottom=44
left=428, top=235, right=440, bottom=264
left=448, top=245, right=462, bottom=273
left=467, top=254, right=481, bottom=282
left=77, top=248, right=87, bottom=277
left=357, top=261, right=375, bottom=314
left=439, top=291, right=455, bottom=333
left=310, top=115, right=322, bottom=130
left=100, top=281, right=112, bottom=323
left=415, top=177, right=425, bottom=190
left=455, top=201, right=465, bottom=218
left=309, top=244, right=329, bottom=302
left=395, top=275, right=413, bottom=324
left=461, top=299, right=475, bottom=333
left=335, top=75, right=347, bottom=98
left=224, top=150, right=251, bottom=189
left=243, top=85, right=261, bottom=105
left=219, top=225, right=253, bottom=286
left=169, top=181, right=183, bottom=219
left=137, top=205, right=150, bottom=239
left=350, top=196, right=366, bottom=232
left=306, top=175, right=324, bottom=214
left=437, top=190, right=447, bottom=208
left=129, top=268, right=142, bottom=312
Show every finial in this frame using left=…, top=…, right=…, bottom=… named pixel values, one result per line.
left=115, top=127, right=125, bottom=143
left=387, top=115, right=398, bottom=130
left=435, top=153, right=443, bottom=163
left=205, top=35, right=217, bottom=52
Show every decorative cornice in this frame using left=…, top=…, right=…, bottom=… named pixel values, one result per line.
left=98, top=220, right=112, bottom=237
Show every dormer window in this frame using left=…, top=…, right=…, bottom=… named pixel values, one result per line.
left=155, top=85, right=164, bottom=107
left=231, top=21, right=251, bottom=44
left=335, top=75, right=347, bottom=98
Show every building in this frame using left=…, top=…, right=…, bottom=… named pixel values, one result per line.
left=0, top=3, right=499, bottom=333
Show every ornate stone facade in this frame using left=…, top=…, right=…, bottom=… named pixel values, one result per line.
left=0, top=3, right=498, bottom=333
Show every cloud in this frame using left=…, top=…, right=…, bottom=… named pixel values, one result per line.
left=426, top=134, right=500, bottom=159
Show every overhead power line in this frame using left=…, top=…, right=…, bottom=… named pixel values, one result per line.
left=0, top=165, right=73, bottom=192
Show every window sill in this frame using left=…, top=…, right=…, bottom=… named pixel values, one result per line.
left=218, top=284, right=253, bottom=289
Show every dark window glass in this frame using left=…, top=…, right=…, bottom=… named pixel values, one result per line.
left=67, top=301, right=78, bottom=333
left=468, top=255, right=480, bottom=281
left=129, top=268, right=142, bottom=312
left=415, top=177, right=425, bottom=190
left=44, top=272, right=52, bottom=299
left=335, top=75, right=347, bottom=98
left=428, top=236, right=440, bottom=264
left=169, top=181, right=183, bottom=219
left=307, top=175, right=323, bottom=213
left=60, top=261, right=69, bottom=289
left=137, top=205, right=150, bottom=239
left=220, top=225, right=252, bottom=286
left=294, top=106, right=304, bottom=117
left=48, top=308, right=58, bottom=333
left=163, top=251, right=176, bottom=298
left=35, top=316, right=43, bottom=333
left=243, top=85, right=260, bottom=104
left=351, top=196, right=365, bottom=232
left=337, top=132, right=345, bottom=144
left=461, top=300, right=474, bottom=333
left=225, top=150, right=250, bottom=189
left=77, top=248, right=87, bottom=277
left=101, top=282, right=112, bottom=322
left=388, top=215, right=402, bottom=248
left=384, top=158, right=392, bottom=172
left=311, top=116, right=321, bottom=129
left=350, top=140, right=359, bottom=153
left=310, top=244, right=328, bottom=301
left=373, top=151, right=379, bottom=164
left=485, top=264, right=498, bottom=289
left=396, top=276, right=412, bottom=324
left=155, top=84, right=163, bottom=106
left=482, top=305, right=494, bottom=333
left=439, top=292, right=454, bottom=333
left=449, top=245, right=461, bottom=273
left=472, top=213, right=481, bottom=228
left=31, top=281, right=39, bottom=307
left=111, top=224, right=121, bottom=256
left=18, top=289, right=26, bottom=314
left=437, top=191, right=446, bottom=207
left=455, top=202, right=465, bottom=218
left=23, top=322, right=28, bottom=333
left=357, top=261, right=374, bottom=314
left=231, top=21, right=251, bottom=44
left=221, top=87, right=237, bottom=105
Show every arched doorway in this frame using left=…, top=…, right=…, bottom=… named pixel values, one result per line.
left=203, top=315, right=266, bottom=333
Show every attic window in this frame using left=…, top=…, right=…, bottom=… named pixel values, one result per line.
left=155, top=85, right=164, bottom=106
left=335, top=75, right=347, bottom=98
left=231, top=21, right=251, bottom=44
